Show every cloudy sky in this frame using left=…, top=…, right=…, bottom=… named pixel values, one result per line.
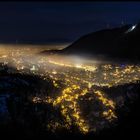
left=0, top=2, right=140, bottom=44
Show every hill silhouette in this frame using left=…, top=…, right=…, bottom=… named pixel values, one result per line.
left=62, top=23, right=140, bottom=60
left=41, top=23, right=140, bottom=61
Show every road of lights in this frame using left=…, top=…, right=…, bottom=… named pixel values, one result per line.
left=0, top=47, right=140, bottom=134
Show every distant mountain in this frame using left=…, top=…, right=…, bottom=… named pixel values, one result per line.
left=40, top=49, right=62, bottom=55
left=61, top=23, right=140, bottom=60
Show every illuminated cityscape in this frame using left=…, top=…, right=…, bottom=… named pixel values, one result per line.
left=0, top=46, right=139, bottom=134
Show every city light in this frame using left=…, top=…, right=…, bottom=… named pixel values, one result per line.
left=0, top=46, right=140, bottom=134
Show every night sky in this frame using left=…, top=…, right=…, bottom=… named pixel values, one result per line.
left=0, top=2, right=140, bottom=44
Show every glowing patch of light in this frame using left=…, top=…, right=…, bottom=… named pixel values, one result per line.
left=131, top=25, right=136, bottom=30
left=52, top=71, right=57, bottom=74
left=75, top=64, right=82, bottom=68
left=30, top=65, right=36, bottom=71
left=125, top=24, right=137, bottom=33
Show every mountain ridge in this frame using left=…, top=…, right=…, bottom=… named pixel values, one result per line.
left=41, top=23, right=140, bottom=61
